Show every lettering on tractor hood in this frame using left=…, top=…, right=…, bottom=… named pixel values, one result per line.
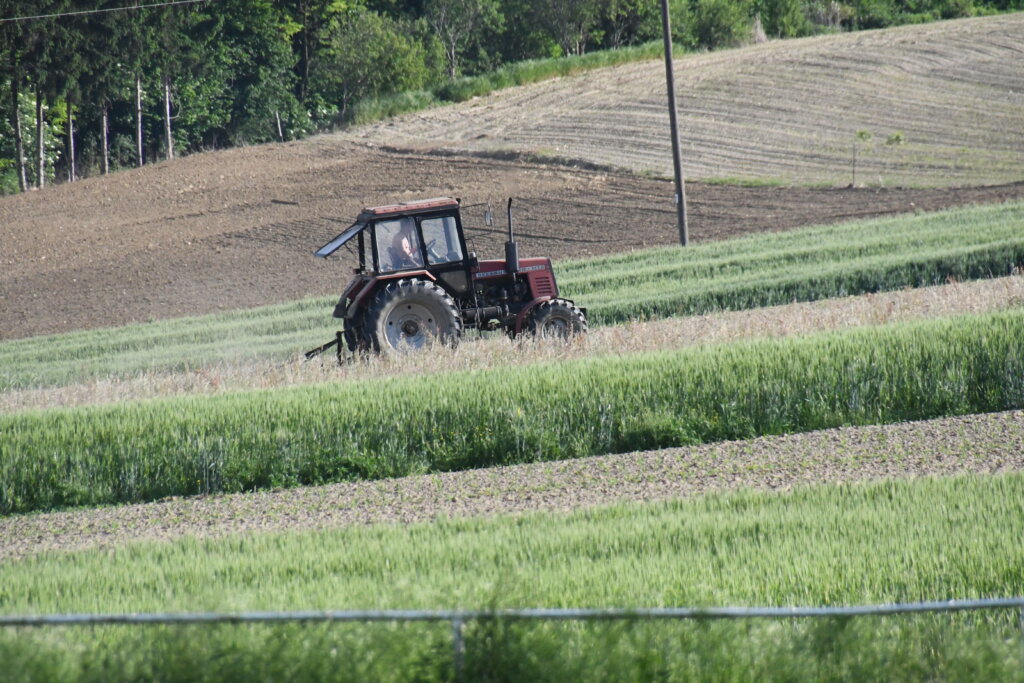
left=475, top=264, right=548, bottom=279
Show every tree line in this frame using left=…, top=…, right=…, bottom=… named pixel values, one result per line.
left=1, top=0, right=1020, bottom=194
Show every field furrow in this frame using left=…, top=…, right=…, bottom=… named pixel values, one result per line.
left=2, top=409, right=1022, bottom=562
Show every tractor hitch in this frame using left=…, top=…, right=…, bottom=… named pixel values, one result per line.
left=304, top=331, right=344, bottom=362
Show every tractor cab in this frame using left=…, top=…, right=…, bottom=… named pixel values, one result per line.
left=316, top=197, right=475, bottom=300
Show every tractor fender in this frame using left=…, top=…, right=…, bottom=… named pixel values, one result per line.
left=513, top=296, right=554, bottom=334
left=346, top=270, right=436, bottom=318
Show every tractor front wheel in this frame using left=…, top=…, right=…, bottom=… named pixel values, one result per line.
left=528, top=299, right=587, bottom=339
left=363, top=279, right=462, bottom=353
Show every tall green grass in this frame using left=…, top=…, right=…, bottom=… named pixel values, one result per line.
left=2, top=474, right=1023, bottom=680
left=2, top=201, right=1023, bottom=391
left=4, top=617, right=1018, bottom=683
left=3, top=306, right=1023, bottom=515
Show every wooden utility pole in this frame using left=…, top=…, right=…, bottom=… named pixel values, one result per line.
left=659, top=0, right=689, bottom=246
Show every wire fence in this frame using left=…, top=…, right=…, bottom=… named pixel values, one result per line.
left=4, top=598, right=1023, bottom=680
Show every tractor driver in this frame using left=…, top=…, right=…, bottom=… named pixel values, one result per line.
left=389, top=219, right=424, bottom=269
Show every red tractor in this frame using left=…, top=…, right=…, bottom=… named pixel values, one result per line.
left=307, top=197, right=586, bottom=358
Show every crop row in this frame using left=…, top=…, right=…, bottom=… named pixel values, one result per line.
left=3, top=474, right=1023, bottom=679
left=3, top=307, right=1024, bottom=515
left=2, top=201, right=1022, bottom=391
left=560, top=201, right=1024, bottom=324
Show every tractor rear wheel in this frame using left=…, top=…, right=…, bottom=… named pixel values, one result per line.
left=363, top=279, right=462, bottom=353
left=528, top=299, right=587, bottom=339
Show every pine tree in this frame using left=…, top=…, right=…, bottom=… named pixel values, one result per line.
left=79, top=1, right=123, bottom=175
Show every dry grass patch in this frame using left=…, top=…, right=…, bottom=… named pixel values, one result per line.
left=4, top=274, right=1020, bottom=414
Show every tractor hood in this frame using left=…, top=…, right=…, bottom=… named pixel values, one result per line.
left=315, top=221, right=366, bottom=258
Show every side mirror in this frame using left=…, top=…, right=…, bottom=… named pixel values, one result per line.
left=467, top=252, right=479, bottom=268
left=484, top=210, right=493, bottom=227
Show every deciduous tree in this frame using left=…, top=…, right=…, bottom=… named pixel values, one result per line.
left=546, top=0, right=601, bottom=55
left=312, top=5, right=434, bottom=119
left=424, top=0, right=502, bottom=77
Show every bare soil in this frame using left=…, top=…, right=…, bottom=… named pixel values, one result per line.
left=3, top=409, right=1021, bottom=562
left=3, top=138, right=1024, bottom=341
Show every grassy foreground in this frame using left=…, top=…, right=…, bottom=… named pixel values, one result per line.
left=3, top=307, right=1024, bottom=514
left=2, top=201, right=1023, bottom=391
left=2, top=474, right=1023, bottom=680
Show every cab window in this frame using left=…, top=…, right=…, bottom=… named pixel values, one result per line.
left=375, top=217, right=423, bottom=272
left=420, top=216, right=464, bottom=266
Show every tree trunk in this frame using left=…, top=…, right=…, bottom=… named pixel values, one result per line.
left=163, top=74, right=174, bottom=160
left=300, top=14, right=310, bottom=102
left=8, top=61, right=27, bottom=192
left=67, top=102, right=76, bottom=182
left=35, top=84, right=44, bottom=189
left=447, top=40, right=458, bottom=79
left=135, top=73, right=144, bottom=168
left=101, top=101, right=110, bottom=175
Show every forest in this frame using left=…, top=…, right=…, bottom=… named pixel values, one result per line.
left=1, top=0, right=1021, bottom=194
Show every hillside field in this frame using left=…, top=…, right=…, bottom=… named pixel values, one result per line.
left=344, top=15, right=1024, bottom=187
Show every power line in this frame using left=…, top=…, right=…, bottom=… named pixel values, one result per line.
left=0, top=0, right=212, bottom=24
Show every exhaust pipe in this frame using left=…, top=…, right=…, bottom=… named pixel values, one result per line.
left=504, top=197, right=519, bottom=274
